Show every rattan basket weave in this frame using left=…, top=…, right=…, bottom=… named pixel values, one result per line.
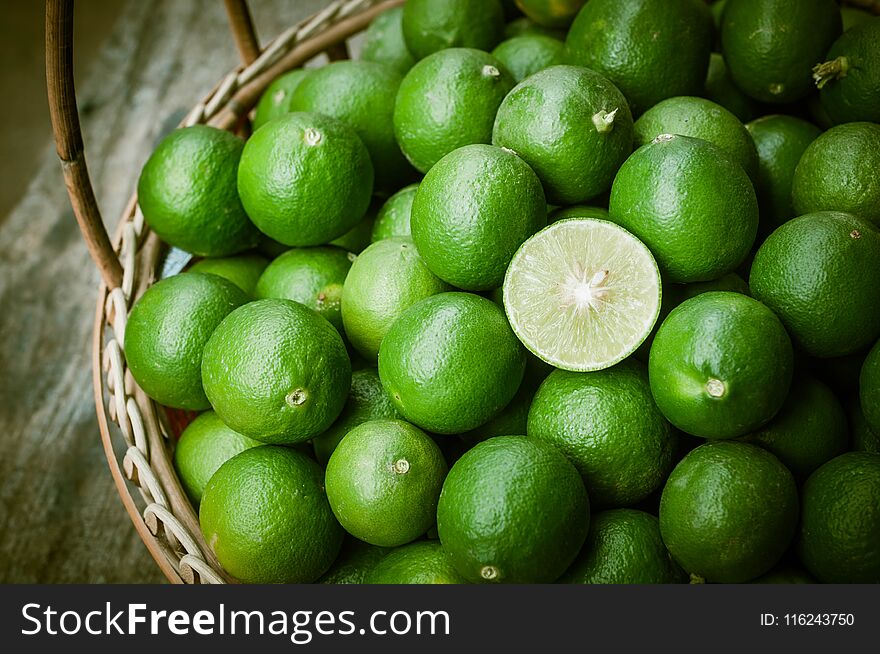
left=47, top=0, right=403, bottom=585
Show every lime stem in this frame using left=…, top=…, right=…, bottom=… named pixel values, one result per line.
left=592, top=108, right=618, bottom=134
left=813, top=57, right=848, bottom=89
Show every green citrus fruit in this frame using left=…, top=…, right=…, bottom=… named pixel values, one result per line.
left=189, top=253, right=269, bottom=297
left=633, top=95, right=759, bottom=181
left=401, top=0, right=506, bottom=60
left=360, top=6, right=416, bottom=76
left=254, top=246, right=354, bottom=333
left=566, top=0, right=712, bottom=115
left=751, top=563, right=817, bottom=584
left=791, top=122, right=880, bottom=227
left=504, top=218, right=661, bottom=371
left=666, top=273, right=751, bottom=306
left=798, top=452, right=880, bottom=583
left=437, top=435, right=589, bottom=583
left=490, top=34, right=564, bottom=82
left=138, top=125, right=260, bottom=256
left=394, top=48, right=515, bottom=173
left=493, top=65, right=633, bottom=205
left=841, top=6, right=874, bottom=32
left=814, top=18, right=880, bottom=125
left=318, top=537, right=391, bottom=584
left=515, top=0, right=585, bottom=28
left=371, top=184, right=418, bottom=243
left=649, top=292, right=794, bottom=439
left=704, top=53, right=759, bottom=123
left=720, top=0, right=842, bottom=104
left=548, top=205, right=609, bottom=223
left=341, top=237, right=451, bottom=360
left=237, top=112, right=373, bottom=246
left=743, top=376, right=848, bottom=478
left=860, top=339, right=880, bottom=433
left=504, top=16, right=565, bottom=40
left=326, top=419, right=447, bottom=547
left=378, top=292, right=526, bottom=434
left=365, top=541, right=467, bottom=584
left=328, top=199, right=379, bottom=254
left=560, top=509, right=686, bottom=584
left=124, top=272, right=248, bottom=410
left=411, top=144, right=546, bottom=291
left=849, top=397, right=880, bottom=455
left=608, top=134, right=758, bottom=283
left=659, top=441, right=799, bottom=583
left=460, top=380, right=534, bottom=445
left=199, top=446, right=344, bottom=583
left=528, top=361, right=677, bottom=507
left=745, top=114, right=822, bottom=234
left=252, top=69, right=311, bottom=131
left=749, top=211, right=880, bottom=357
left=201, top=298, right=351, bottom=444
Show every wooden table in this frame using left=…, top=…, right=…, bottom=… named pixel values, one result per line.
left=0, top=0, right=337, bottom=583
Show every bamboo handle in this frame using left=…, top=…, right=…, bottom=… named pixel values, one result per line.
left=224, top=0, right=261, bottom=65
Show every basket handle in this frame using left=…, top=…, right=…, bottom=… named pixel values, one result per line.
left=45, top=0, right=261, bottom=290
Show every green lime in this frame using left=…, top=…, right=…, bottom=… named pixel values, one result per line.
left=237, top=112, right=373, bottom=246
left=749, top=211, right=880, bottom=358
left=461, top=380, right=533, bottom=445
left=138, top=125, right=260, bottom=256
left=360, top=6, right=416, bottom=76
left=318, top=538, right=391, bottom=584
left=743, top=376, right=848, bottom=478
left=560, top=509, right=686, bottom=584
left=849, top=397, right=880, bottom=455
left=548, top=205, right=609, bottom=223
left=504, top=218, right=661, bottom=371
left=633, top=96, right=759, bottom=181
left=328, top=199, right=379, bottom=254
left=566, top=0, right=712, bottom=115
left=490, top=34, right=564, bottom=82
left=201, top=298, right=351, bottom=444
left=492, top=65, right=633, bottom=205
left=124, top=272, right=248, bottom=410
left=312, top=368, right=401, bottom=465
left=841, top=6, right=874, bottom=32
left=528, top=361, right=677, bottom=507
left=798, top=452, right=880, bottom=583
left=254, top=246, right=354, bottom=333
left=504, top=16, right=565, bottom=40
left=608, top=134, right=758, bottom=283
left=378, top=292, right=526, bottom=434
left=341, top=237, right=451, bottom=360
left=720, top=0, right=842, bottom=104
left=365, top=541, right=467, bottom=584
left=814, top=18, right=880, bottom=125
left=667, top=272, right=751, bottom=306
left=289, top=61, right=412, bottom=191
left=411, top=144, right=546, bottom=290
left=199, top=446, right=344, bottom=583
left=437, top=435, right=589, bottom=583
left=659, top=441, right=799, bottom=583
left=649, top=292, right=794, bottom=439
left=791, top=122, right=880, bottom=227
left=252, top=69, right=311, bottom=131
left=401, top=0, right=506, bottom=60
left=371, top=183, right=418, bottom=242
left=173, top=411, right=263, bottom=506
left=394, top=48, right=515, bottom=173
left=751, top=563, right=817, bottom=584
left=745, top=114, right=822, bottom=234
left=515, top=0, right=585, bottom=28
left=189, top=253, right=269, bottom=297
left=704, top=53, right=759, bottom=123
left=861, top=339, right=880, bottom=433
left=326, top=419, right=447, bottom=547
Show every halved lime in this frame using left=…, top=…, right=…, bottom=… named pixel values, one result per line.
left=503, top=218, right=661, bottom=371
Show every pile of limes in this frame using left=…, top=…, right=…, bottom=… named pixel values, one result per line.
left=127, top=0, right=880, bottom=584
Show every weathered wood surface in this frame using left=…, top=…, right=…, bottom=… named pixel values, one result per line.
left=0, top=0, right=334, bottom=583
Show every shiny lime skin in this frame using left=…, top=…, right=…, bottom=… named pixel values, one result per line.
left=411, top=144, right=546, bottom=290
left=704, top=53, right=759, bottom=123
left=798, top=452, right=880, bottom=583
left=371, top=183, right=418, bottom=242
left=401, top=0, right=506, bottom=60
left=137, top=125, right=260, bottom=256
left=504, top=16, right=565, bottom=40
left=124, top=272, right=248, bottom=410
left=365, top=541, right=468, bottom=584
left=792, top=123, right=880, bottom=228
left=566, top=0, right=712, bottom=115
left=649, top=292, right=793, bottom=439
left=237, top=112, right=374, bottom=246
left=318, top=538, right=391, bottom=584
left=515, top=0, right=586, bottom=29
left=492, top=65, right=633, bottom=205
left=721, top=0, right=841, bottom=104
left=751, top=564, right=816, bottom=584
left=528, top=361, right=677, bottom=508
left=252, top=69, right=311, bottom=131
left=201, top=298, right=351, bottom=444
left=394, top=48, right=515, bottom=173
left=659, top=441, right=799, bottom=583
left=326, top=419, right=447, bottom=547
left=560, top=509, right=686, bottom=584
left=548, top=205, right=609, bottom=223
left=360, top=6, right=416, bottom=76
left=189, top=253, right=269, bottom=297
left=849, top=397, right=880, bottom=455
left=437, top=436, right=589, bottom=583
left=490, top=34, right=564, bottom=82
left=199, top=446, right=344, bottom=584
left=609, top=135, right=758, bottom=283
left=378, top=293, right=526, bottom=434
left=750, top=212, right=880, bottom=357
left=817, top=18, right=880, bottom=124
left=861, top=340, right=880, bottom=434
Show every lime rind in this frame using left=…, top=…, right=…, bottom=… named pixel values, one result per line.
left=503, top=218, right=662, bottom=371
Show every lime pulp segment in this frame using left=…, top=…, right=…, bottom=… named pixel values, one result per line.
left=503, top=218, right=661, bottom=371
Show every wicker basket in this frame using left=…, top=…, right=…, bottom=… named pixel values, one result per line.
left=46, top=0, right=403, bottom=585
